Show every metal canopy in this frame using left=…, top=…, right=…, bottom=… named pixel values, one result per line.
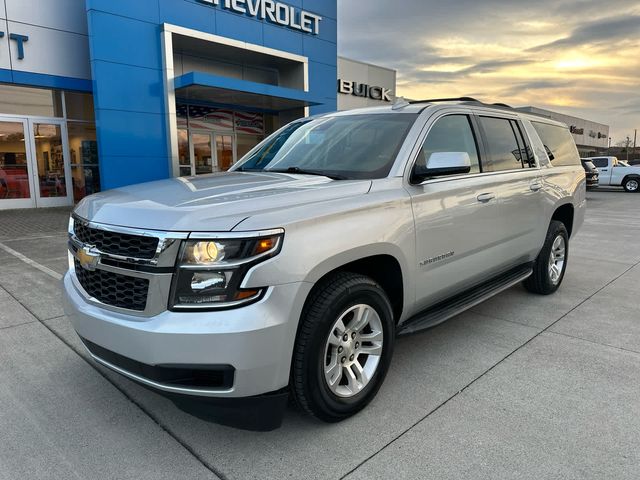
left=174, top=72, right=321, bottom=112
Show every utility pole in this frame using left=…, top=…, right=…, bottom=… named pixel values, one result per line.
left=634, top=129, right=637, bottom=160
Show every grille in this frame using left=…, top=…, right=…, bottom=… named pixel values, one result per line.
left=74, top=259, right=149, bottom=311
left=74, top=221, right=159, bottom=259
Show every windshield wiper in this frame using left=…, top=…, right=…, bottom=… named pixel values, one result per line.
left=267, top=166, right=347, bottom=180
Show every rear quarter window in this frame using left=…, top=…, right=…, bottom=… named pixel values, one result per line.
left=531, top=121, right=580, bottom=167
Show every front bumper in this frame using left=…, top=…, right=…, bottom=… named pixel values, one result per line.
left=63, top=271, right=312, bottom=398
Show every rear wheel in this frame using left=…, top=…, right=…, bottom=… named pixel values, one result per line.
left=291, top=272, right=394, bottom=422
left=623, top=177, right=639, bottom=193
left=524, top=220, right=568, bottom=295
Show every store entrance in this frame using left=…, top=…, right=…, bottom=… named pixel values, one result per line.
left=0, top=116, right=73, bottom=209
left=189, top=131, right=235, bottom=175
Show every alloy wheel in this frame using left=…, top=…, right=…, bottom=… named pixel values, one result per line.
left=548, top=235, right=566, bottom=285
left=323, top=304, right=384, bottom=398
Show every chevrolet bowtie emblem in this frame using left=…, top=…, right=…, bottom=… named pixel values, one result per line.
left=77, top=246, right=100, bottom=271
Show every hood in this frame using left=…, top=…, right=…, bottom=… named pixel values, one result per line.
left=74, top=172, right=372, bottom=231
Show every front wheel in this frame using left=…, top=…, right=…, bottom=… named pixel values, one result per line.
left=623, top=177, right=639, bottom=193
left=524, top=220, right=568, bottom=295
left=291, top=272, right=395, bottom=422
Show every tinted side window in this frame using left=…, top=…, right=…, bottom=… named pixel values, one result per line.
left=417, top=115, right=480, bottom=174
left=531, top=122, right=580, bottom=167
left=591, top=158, right=608, bottom=168
left=478, top=116, right=523, bottom=172
left=512, top=121, right=535, bottom=168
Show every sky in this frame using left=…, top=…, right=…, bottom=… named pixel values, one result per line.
left=337, top=0, right=640, bottom=143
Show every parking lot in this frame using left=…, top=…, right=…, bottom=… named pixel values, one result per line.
left=0, top=189, right=639, bottom=480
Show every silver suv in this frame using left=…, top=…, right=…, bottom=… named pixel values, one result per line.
left=63, top=98, right=586, bottom=428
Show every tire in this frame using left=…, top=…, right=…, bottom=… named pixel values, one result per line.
left=524, top=220, right=569, bottom=295
left=290, top=272, right=395, bottom=422
left=622, top=177, right=639, bottom=193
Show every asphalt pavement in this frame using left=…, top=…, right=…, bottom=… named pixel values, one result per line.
left=0, top=189, right=638, bottom=480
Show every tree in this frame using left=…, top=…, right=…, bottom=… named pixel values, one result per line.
left=616, top=136, right=634, bottom=161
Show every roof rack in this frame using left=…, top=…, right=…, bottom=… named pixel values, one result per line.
left=408, top=97, right=480, bottom=104
left=407, top=97, right=514, bottom=111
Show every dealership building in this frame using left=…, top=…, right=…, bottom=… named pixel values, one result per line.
left=0, top=0, right=607, bottom=211
left=0, top=0, right=397, bottom=210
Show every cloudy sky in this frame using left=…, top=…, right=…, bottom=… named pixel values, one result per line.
left=338, top=0, right=640, bottom=143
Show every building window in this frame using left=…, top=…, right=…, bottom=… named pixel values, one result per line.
left=68, top=122, right=100, bottom=201
left=0, top=84, right=63, bottom=117
left=65, top=91, right=95, bottom=122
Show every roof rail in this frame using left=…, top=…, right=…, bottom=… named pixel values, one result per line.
left=408, top=97, right=515, bottom=111
left=408, top=97, right=480, bottom=104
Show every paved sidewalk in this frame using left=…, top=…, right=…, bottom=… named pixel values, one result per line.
left=0, top=190, right=639, bottom=479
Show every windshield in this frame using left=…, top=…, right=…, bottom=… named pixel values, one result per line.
left=232, top=113, right=418, bottom=180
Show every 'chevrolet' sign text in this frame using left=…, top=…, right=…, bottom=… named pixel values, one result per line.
left=196, top=0, right=322, bottom=35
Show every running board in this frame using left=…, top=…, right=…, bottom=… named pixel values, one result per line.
left=397, top=263, right=533, bottom=336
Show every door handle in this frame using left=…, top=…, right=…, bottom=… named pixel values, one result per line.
left=601, top=169, right=608, bottom=172
left=476, top=193, right=496, bottom=203
left=530, top=182, right=543, bottom=192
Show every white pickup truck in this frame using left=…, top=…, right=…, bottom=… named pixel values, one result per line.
left=585, top=156, right=640, bottom=192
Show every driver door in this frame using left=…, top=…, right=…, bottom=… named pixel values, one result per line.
left=406, top=113, right=506, bottom=310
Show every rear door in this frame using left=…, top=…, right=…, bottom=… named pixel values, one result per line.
left=476, top=115, right=545, bottom=264
left=406, top=111, right=509, bottom=310
left=591, top=157, right=612, bottom=184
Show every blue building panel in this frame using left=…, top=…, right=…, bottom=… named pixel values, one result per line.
left=262, top=24, right=304, bottom=55
left=215, top=10, right=263, bottom=45
left=96, top=110, right=168, bottom=159
left=85, top=0, right=338, bottom=190
left=303, top=0, right=337, bottom=20
left=303, top=36, right=337, bottom=67
left=88, top=12, right=163, bottom=69
left=159, top=0, right=216, bottom=34
left=86, top=0, right=161, bottom=24
left=92, top=61, right=165, bottom=115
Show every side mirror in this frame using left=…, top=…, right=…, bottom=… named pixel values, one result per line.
left=412, top=152, right=471, bottom=183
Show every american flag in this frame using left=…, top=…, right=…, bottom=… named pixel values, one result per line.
left=176, top=104, right=264, bottom=134
left=188, top=105, right=234, bottom=130
left=235, top=111, right=264, bottom=135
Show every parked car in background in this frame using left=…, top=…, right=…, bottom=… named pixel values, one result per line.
left=580, top=159, right=599, bottom=189
left=63, top=98, right=586, bottom=428
left=585, top=156, right=640, bottom=192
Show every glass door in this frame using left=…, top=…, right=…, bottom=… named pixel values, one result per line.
left=191, top=131, right=215, bottom=175
left=215, top=134, right=235, bottom=171
left=28, top=119, right=73, bottom=207
left=183, top=131, right=237, bottom=176
left=0, top=118, right=35, bottom=209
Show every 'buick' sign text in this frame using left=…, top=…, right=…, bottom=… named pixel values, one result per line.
left=338, top=80, right=393, bottom=102
left=196, top=0, right=322, bottom=35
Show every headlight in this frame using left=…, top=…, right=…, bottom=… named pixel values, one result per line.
left=169, top=232, right=283, bottom=310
